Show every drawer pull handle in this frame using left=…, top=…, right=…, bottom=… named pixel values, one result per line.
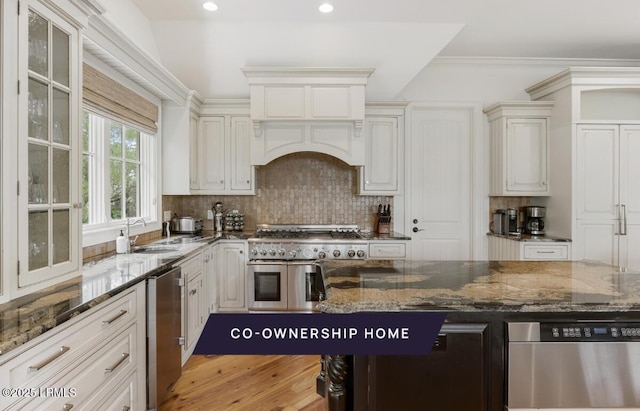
left=123, top=407, right=131, bottom=411
left=535, top=251, right=557, bottom=254
left=63, top=404, right=74, bottom=410
left=28, top=346, right=70, bottom=372
left=104, top=353, right=130, bottom=373
left=103, top=310, right=128, bottom=325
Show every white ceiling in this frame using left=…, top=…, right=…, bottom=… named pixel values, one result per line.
left=128, top=0, right=640, bottom=100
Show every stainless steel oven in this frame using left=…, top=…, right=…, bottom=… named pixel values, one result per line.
left=247, top=224, right=367, bottom=312
left=248, top=261, right=322, bottom=312
left=507, top=321, right=640, bottom=410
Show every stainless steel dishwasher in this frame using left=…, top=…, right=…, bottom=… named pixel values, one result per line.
left=507, top=321, right=640, bottom=410
left=147, top=266, right=183, bottom=410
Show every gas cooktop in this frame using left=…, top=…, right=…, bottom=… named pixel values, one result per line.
left=248, top=224, right=368, bottom=260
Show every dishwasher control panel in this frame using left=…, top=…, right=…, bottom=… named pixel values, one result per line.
left=541, top=322, right=640, bottom=342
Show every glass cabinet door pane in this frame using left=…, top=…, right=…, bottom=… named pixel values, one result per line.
left=52, top=88, right=69, bottom=144
left=28, top=10, right=48, bottom=77
left=53, top=210, right=70, bottom=264
left=52, top=148, right=69, bottom=204
left=29, top=143, right=49, bottom=204
left=28, top=79, right=49, bottom=141
left=29, top=211, right=49, bottom=271
left=52, top=25, right=69, bottom=87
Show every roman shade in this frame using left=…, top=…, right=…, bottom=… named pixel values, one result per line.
left=83, top=63, right=158, bottom=133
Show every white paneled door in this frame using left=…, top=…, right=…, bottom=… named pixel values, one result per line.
left=407, top=105, right=473, bottom=260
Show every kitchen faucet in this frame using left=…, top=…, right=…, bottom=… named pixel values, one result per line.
left=125, top=217, right=147, bottom=253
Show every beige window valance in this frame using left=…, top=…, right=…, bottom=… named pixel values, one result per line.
left=83, top=63, right=158, bottom=133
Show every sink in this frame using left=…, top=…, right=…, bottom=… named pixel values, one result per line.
left=131, top=245, right=180, bottom=254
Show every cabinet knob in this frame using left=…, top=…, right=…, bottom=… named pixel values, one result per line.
left=246, top=180, right=250, bottom=184
left=220, top=180, right=224, bottom=184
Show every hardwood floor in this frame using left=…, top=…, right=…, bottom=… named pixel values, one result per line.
left=159, top=355, right=327, bottom=411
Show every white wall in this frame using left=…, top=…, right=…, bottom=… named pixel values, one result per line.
left=100, top=0, right=161, bottom=61
left=397, top=57, right=640, bottom=104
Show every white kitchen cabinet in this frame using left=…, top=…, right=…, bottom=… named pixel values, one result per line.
left=574, top=124, right=640, bottom=269
left=203, top=243, right=217, bottom=313
left=178, top=252, right=205, bottom=364
left=368, top=242, right=407, bottom=259
left=358, top=103, right=407, bottom=195
left=488, top=236, right=571, bottom=260
left=162, top=95, right=201, bottom=194
left=215, top=241, right=248, bottom=311
left=484, top=102, right=554, bottom=196
left=0, top=283, right=146, bottom=411
left=198, top=117, right=226, bottom=191
left=196, top=116, right=255, bottom=194
left=10, top=0, right=88, bottom=293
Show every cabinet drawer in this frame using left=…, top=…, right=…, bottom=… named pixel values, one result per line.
left=3, top=287, right=138, bottom=390
left=14, top=323, right=138, bottom=411
left=523, top=244, right=569, bottom=260
left=368, top=242, right=406, bottom=259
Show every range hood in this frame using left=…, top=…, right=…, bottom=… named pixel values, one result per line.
left=242, top=67, right=375, bottom=166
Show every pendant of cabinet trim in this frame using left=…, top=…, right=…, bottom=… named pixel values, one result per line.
left=484, top=102, right=554, bottom=196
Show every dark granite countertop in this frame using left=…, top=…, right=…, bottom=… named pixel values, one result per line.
left=318, top=260, right=640, bottom=313
left=0, top=232, right=252, bottom=358
left=487, top=232, right=571, bottom=242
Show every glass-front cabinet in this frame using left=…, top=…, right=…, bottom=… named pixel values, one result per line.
left=17, top=1, right=81, bottom=288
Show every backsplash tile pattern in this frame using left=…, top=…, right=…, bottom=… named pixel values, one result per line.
left=166, top=152, right=393, bottom=232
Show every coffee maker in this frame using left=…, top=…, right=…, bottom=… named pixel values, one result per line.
left=524, top=206, right=545, bottom=235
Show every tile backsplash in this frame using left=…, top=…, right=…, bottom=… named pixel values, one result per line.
left=165, top=152, right=393, bottom=232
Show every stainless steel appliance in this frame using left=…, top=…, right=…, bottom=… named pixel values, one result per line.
left=491, top=209, right=507, bottom=234
left=507, top=321, right=640, bottom=410
left=523, top=206, right=545, bottom=235
left=247, top=224, right=368, bottom=311
left=171, top=216, right=203, bottom=234
left=506, top=208, right=518, bottom=234
left=147, top=266, right=183, bottom=410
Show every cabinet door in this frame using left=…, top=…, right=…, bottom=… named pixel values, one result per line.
left=505, top=118, right=548, bottom=193
left=216, top=242, right=247, bottom=310
left=576, top=125, right=619, bottom=220
left=186, top=273, right=203, bottom=353
left=361, top=117, right=398, bottom=193
left=18, top=1, right=80, bottom=287
left=203, top=245, right=217, bottom=313
left=188, top=112, right=199, bottom=190
left=230, top=117, right=254, bottom=192
left=198, top=117, right=226, bottom=191
left=575, top=220, right=619, bottom=265
left=366, top=323, right=490, bottom=411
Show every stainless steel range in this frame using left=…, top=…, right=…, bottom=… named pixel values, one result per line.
left=247, top=224, right=368, bottom=311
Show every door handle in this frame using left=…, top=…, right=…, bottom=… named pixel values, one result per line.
left=412, top=227, right=425, bottom=233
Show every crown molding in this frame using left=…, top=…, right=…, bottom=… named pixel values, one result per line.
left=84, top=16, right=191, bottom=105
left=431, top=56, right=640, bottom=68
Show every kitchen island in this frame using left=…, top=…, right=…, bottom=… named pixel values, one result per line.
left=317, top=260, right=640, bottom=411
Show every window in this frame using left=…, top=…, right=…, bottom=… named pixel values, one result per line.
left=82, top=110, right=157, bottom=232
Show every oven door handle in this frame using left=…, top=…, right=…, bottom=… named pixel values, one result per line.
left=247, top=261, right=285, bottom=266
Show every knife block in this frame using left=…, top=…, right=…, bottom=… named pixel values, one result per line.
left=376, top=217, right=391, bottom=234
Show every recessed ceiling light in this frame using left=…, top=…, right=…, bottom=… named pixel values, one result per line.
left=319, top=3, right=334, bottom=13
left=202, top=1, right=218, bottom=11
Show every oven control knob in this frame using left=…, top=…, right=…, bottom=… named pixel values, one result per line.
left=333, top=250, right=341, bottom=258
left=347, top=250, right=356, bottom=257
left=268, top=249, right=276, bottom=256
left=260, top=249, right=267, bottom=256
left=278, top=249, right=286, bottom=257
left=251, top=249, right=258, bottom=256
left=317, top=251, right=326, bottom=259
left=356, top=250, right=366, bottom=258
left=290, top=250, right=297, bottom=258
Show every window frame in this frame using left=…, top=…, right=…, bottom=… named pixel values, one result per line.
left=81, top=108, right=161, bottom=247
